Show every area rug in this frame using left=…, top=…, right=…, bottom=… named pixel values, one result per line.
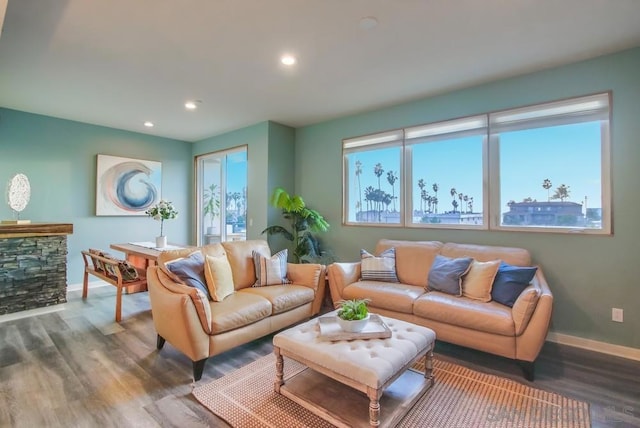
left=193, top=353, right=590, bottom=428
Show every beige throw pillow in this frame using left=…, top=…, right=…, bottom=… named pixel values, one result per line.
left=462, top=259, right=501, bottom=302
left=204, top=254, right=235, bottom=301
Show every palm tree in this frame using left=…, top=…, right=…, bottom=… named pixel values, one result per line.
left=420, top=189, right=427, bottom=214
left=418, top=179, right=425, bottom=212
left=450, top=188, right=457, bottom=213
left=458, top=192, right=464, bottom=213
left=374, top=163, right=384, bottom=214
left=468, top=196, right=474, bottom=213
left=355, top=160, right=363, bottom=214
left=364, top=186, right=375, bottom=220
left=386, top=170, right=398, bottom=212
left=542, top=178, right=552, bottom=201
left=432, top=196, right=438, bottom=214
left=463, top=195, right=469, bottom=213
left=432, top=183, right=439, bottom=213
left=551, top=184, right=571, bottom=202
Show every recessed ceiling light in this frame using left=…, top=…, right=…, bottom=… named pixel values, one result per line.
left=359, top=16, right=378, bottom=30
left=144, top=121, right=154, bottom=128
left=185, top=100, right=202, bottom=110
left=281, top=55, right=296, bottom=66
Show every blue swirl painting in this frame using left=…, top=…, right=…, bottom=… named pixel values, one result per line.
left=96, top=155, right=161, bottom=215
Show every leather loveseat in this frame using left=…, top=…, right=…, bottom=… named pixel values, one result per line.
left=327, top=239, right=553, bottom=380
left=147, top=240, right=325, bottom=380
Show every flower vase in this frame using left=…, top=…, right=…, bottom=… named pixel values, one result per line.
left=156, top=236, right=167, bottom=249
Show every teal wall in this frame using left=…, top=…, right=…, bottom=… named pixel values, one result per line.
left=0, top=109, right=192, bottom=285
left=294, top=47, right=640, bottom=349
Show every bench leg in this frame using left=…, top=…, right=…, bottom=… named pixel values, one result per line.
left=82, top=270, right=89, bottom=299
left=425, top=348, right=435, bottom=386
left=115, top=285, right=123, bottom=322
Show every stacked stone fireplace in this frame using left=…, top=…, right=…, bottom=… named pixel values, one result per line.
left=0, top=223, right=73, bottom=315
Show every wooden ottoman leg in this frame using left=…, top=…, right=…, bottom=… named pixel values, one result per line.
left=274, top=346, right=284, bottom=393
left=425, top=348, right=435, bottom=386
left=367, top=388, right=381, bottom=427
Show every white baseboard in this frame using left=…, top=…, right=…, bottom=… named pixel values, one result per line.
left=0, top=303, right=67, bottom=324
left=547, top=331, right=640, bottom=362
left=67, top=280, right=110, bottom=292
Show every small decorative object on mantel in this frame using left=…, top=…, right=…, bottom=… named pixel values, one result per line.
left=336, top=298, right=371, bottom=333
left=2, top=173, right=32, bottom=224
left=145, top=199, right=178, bottom=249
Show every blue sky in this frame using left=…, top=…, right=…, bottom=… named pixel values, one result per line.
left=347, top=120, right=603, bottom=218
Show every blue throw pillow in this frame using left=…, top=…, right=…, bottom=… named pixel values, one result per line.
left=166, top=251, right=210, bottom=300
left=427, top=255, right=473, bottom=296
left=491, top=262, right=537, bottom=307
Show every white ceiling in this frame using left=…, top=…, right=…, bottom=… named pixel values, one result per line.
left=1, top=0, right=639, bottom=142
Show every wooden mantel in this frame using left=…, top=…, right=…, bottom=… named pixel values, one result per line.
left=0, top=222, right=73, bottom=238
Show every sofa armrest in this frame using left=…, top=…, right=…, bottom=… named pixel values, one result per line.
left=147, top=267, right=212, bottom=336
left=288, top=263, right=326, bottom=315
left=514, top=267, right=553, bottom=362
left=327, top=262, right=361, bottom=308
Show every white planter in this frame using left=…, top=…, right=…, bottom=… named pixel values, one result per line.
left=337, top=314, right=370, bottom=333
left=156, top=236, right=167, bottom=248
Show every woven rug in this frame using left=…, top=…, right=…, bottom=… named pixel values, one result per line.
left=193, top=353, right=590, bottom=428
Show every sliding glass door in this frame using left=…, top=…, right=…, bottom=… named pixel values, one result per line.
left=196, top=146, right=247, bottom=245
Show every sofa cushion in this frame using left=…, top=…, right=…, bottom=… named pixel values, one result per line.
left=427, top=255, right=473, bottom=296
left=164, top=251, right=211, bottom=300
left=209, top=292, right=272, bottom=334
left=360, top=247, right=399, bottom=282
left=221, top=240, right=271, bottom=289
left=512, top=287, right=540, bottom=335
left=462, top=259, right=501, bottom=302
left=413, top=291, right=515, bottom=336
left=204, top=254, right=235, bottom=302
left=441, top=242, right=531, bottom=266
left=342, top=281, right=425, bottom=314
left=492, top=262, right=538, bottom=307
left=240, top=285, right=314, bottom=315
left=252, top=249, right=291, bottom=286
left=376, top=240, right=443, bottom=287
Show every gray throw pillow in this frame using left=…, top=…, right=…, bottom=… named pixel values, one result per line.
left=166, top=251, right=210, bottom=299
left=427, top=255, right=473, bottom=296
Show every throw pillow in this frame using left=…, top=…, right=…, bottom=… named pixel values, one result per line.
left=204, top=254, right=235, bottom=301
left=252, top=249, right=291, bottom=287
left=99, top=252, right=140, bottom=282
left=427, top=255, right=473, bottom=296
left=165, top=251, right=211, bottom=299
left=462, top=259, right=501, bottom=302
left=88, top=248, right=106, bottom=272
left=360, top=247, right=399, bottom=282
left=491, top=262, right=538, bottom=307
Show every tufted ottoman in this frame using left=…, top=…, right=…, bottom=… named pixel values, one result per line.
left=273, top=312, right=436, bottom=427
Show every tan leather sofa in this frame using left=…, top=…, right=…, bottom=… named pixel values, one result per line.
left=147, top=240, right=326, bottom=380
left=327, top=239, right=553, bottom=380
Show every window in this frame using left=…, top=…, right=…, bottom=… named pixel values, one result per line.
left=342, top=92, right=611, bottom=234
left=405, top=116, right=487, bottom=228
left=344, top=130, right=403, bottom=225
left=195, top=146, right=247, bottom=245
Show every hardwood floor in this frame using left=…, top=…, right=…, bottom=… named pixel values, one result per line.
left=0, top=286, right=638, bottom=427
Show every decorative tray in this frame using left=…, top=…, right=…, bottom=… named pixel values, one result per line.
left=316, top=314, right=392, bottom=341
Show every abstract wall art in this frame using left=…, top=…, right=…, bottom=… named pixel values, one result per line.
left=96, top=154, right=161, bottom=216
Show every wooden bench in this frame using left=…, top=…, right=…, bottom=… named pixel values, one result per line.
left=81, top=250, right=147, bottom=322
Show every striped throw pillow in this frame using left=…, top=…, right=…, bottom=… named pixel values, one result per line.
left=252, top=249, right=291, bottom=287
left=360, top=247, right=399, bottom=282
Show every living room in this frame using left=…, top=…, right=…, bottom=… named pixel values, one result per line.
left=1, top=1, right=639, bottom=427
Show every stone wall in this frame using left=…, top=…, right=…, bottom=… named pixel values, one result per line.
left=0, top=235, right=68, bottom=314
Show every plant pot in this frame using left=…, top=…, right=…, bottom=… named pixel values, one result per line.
left=156, top=236, right=167, bottom=248
left=337, top=314, right=370, bottom=333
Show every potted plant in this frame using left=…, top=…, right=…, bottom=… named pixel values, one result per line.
left=262, top=187, right=331, bottom=263
left=145, top=199, right=178, bottom=248
left=203, top=183, right=221, bottom=235
left=336, top=298, right=371, bottom=332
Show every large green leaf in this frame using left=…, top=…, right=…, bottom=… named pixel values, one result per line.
left=261, top=225, right=294, bottom=241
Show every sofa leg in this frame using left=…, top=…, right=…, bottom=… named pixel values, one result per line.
left=156, top=334, right=166, bottom=350
left=518, top=360, right=535, bottom=381
left=193, top=358, right=207, bottom=381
